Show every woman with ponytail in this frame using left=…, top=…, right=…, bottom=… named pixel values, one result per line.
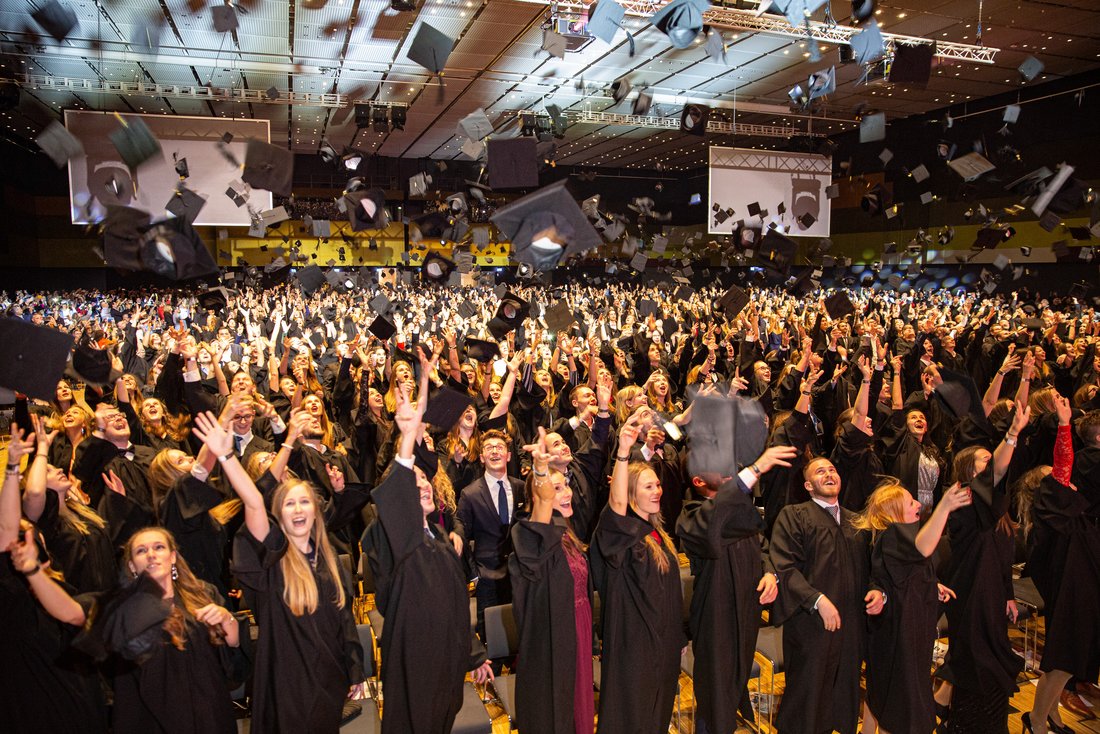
left=192, top=410, right=364, bottom=733
left=86, top=526, right=241, bottom=734
left=590, top=407, right=685, bottom=734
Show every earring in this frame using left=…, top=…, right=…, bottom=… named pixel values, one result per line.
left=129, top=566, right=137, bottom=578
left=171, top=564, right=178, bottom=581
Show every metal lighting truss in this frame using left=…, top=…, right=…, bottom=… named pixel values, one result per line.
left=519, top=0, right=1000, bottom=64
left=574, top=108, right=824, bottom=137
left=20, top=74, right=346, bottom=106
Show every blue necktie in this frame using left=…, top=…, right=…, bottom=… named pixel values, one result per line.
left=234, top=435, right=244, bottom=456
left=497, top=480, right=509, bottom=525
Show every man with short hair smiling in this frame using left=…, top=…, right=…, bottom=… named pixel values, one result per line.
left=456, top=429, right=526, bottom=634
left=768, top=456, right=885, bottom=734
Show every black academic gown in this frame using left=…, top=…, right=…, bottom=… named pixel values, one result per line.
left=769, top=501, right=873, bottom=734
left=363, top=463, right=486, bottom=734
left=232, top=523, right=364, bottom=734
left=941, top=467, right=1022, bottom=699
left=676, top=479, right=769, bottom=734
left=0, top=552, right=107, bottom=734
left=866, top=522, right=939, bottom=734
left=1025, top=475, right=1100, bottom=678
left=590, top=505, right=685, bottom=734
left=105, top=587, right=241, bottom=734
left=508, top=518, right=592, bottom=734
left=158, top=475, right=232, bottom=596
left=36, top=494, right=117, bottom=594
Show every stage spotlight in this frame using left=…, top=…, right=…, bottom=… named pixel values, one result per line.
left=391, top=105, right=407, bottom=130
left=372, top=106, right=389, bottom=133
left=354, top=104, right=371, bottom=129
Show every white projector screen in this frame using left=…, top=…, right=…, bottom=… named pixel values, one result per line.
left=64, top=111, right=272, bottom=226
left=708, top=146, right=832, bottom=237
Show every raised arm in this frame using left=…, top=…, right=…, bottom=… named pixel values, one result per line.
left=609, top=410, right=645, bottom=516
left=992, top=398, right=1030, bottom=486
left=915, top=482, right=972, bottom=557
left=522, top=428, right=554, bottom=524
left=489, top=351, right=524, bottom=420
left=853, top=354, right=872, bottom=427
left=192, top=411, right=270, bottom=541
left=21, top=415, right=58, bottom=523
left=1052, top=393, right=1074, bottom=486
left=9, top=527, right=85, bottom=626
left=1, top=423, right=36, bottom=549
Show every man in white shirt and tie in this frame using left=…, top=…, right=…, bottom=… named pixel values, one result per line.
left=456, top=429, right=525, bottom=637
left=768, top=457, right=886, bottom=734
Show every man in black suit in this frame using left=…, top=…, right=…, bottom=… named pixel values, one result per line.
left=225, top=395, right=275, bottom=465
left=456, top=428, right=525, bottom=635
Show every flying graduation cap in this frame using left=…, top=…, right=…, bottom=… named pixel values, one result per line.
left=407, top=22, right=455, bottom=76
left=490, top=180, right=602, bottom=271
left=649, top=0, right=710, bottom=49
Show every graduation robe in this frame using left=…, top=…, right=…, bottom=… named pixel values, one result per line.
left=508, top=518, right=593, bottom=734
left=232, top=523, right=364, bottom=734
left=676, top=479, right=769, bottom=734
left=363, top=463, right=486, bottom=734
left=866, top=522, right=939, bottom=734
left=1025, top=474, right=1100, bottom=678
left=590, top=505, right=685, bottom=734
left=769, top=501, right=873, bottom=734
left=941, top=467, right=1022, bottom=698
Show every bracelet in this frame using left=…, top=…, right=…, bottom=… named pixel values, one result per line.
left=1003, top=436, right=1018, bottom=447
left=281, top=442, right=295, bottom=450
left=614, top=455, right=630, bottom=462
left=532, top=469, right=549, bottom=478
left=217, top=452, right=235, bottom=463
left=596, top=410, right=610, bottom=417
left=751, top=463, right=762, bottom=476
left=862, top=379, right=871, bottom=384
left=801, top=390, right=812, bottom=396
left=6, top=463, right=19, bottom=471
left=23, top=564, right=41, bottom=577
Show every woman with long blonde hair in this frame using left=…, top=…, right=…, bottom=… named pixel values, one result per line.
left=47, top=403, right=95, bottom=471
left=192, top=410, right=364, bottom=733
left=590, top=408, right=684, bottom=733
left=83, top=526, right=242, bottom=733
left=854, top=478, right=970, bottom=734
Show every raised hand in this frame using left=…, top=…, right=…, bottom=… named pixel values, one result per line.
left=102, top=470, right=126, bottom=497
left=31, top=414, right=58, bottom=452
left=192, top=411, right=233, bottom=456
left=6, top=422, right=36, bottom=464
left=939, top=482, right=973, bottom=513
left=325, top=464, right=346, bottom=494
left=1053, top=393, right=1072, bottom=426
left=1009, top=399, right=1031, bottom=436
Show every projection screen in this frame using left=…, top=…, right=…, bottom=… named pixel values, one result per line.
left=64, top=111, right=272, bottom=226
left=708, top=146, right=832, bottom=238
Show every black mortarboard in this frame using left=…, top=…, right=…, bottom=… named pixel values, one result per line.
left=345, top=188, right=388, bottom=231
left=32, top=0, right=78, bottom=41
left=487, top=137, right=539, bottom=189
left=109, top=117, right=162, bottom=170
left=138, top=219, right=218, bottom=281
left=649, top=0, right=708, bottom=49
left=543, top=300, right=575, bottom=333
left=422, top=251, right=456, bottom=282
left=1018, top=55, right=1044, bottom=82
left=637, top=298, right=658, bottom=318
left=71, top=343, right=121, bottom=386
left=458, top=109, right=493, bottom=141
left=211, top=4, right=238, bottom=32
left=824, top=292, right=856, bottom=320
left=755, top=228, right=797, bottom=274
left=368, top=315, right=397, bottom=341
left=688, top=394, right=767, bottom=479
left=457, top=301, right=477, bottom=320
left=165, top=186, right=206, bottom=225
left=889, top=43, right=934, bottom=86
left=35, top=120, right=84, bottom=167
left=102, top=205, right=150, bottom=271
left=296, top=265, right=326, bottom=296
left=680, top=104, right=710, bottom=136
left=407, top=22, right=455, bottom=75
left=797, top=212, right=817, bottom=230
left=412, top=212, right=451, bottom=241
left=369, top=294, right=392, bottom=315
left=242, top=139, right=294, bottom=196
left=973, top=227, right=1004, bottom=250
left=198, top=287, right=229, bottom=312
left=588, top=0, right=625, bottom=44
left=610, top=76, right=632, bottom=103
left=488, top=293, right=529, bottom=340
left=933, top=367, right=989, bottom=428
left=465, top=338, right=500, bottom=362
left=717, top=284, right=749, bottom=317
left=859, top=112, right=886, bottom=143
left=1052, top=240, right=1077, bottom=263
left=422, top=387, right=474, bottom=432
left=850, top=19, right=885, bottom=64
left=0, top=319, right=74, bottom=401
left=490, top=180, right=601, bottom=270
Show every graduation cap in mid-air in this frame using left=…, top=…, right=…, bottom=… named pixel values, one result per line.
left=407, top=22, right=455, bottom=75
left=242, top=139, right=294, bottom=196
left=489, top=180, right=602, bottom=270
left=0, top=319, right=75, bottom=402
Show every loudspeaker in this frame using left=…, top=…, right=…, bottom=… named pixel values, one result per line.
left=354, top=104, right=371, bottom=128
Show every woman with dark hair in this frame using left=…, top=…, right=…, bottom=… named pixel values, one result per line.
left=509, top=427, right=594, bottom=734
left=590, top=408, right=684, bottom=733
left=854, top=478, right=970, bottom=734
left=193, top=410, right=364, bottom=733
left=879, top=355, right=946, bottom=515
left=939, top=399, right=1031, bottom=733
left=79, top=525, right=242, bottom=734
left=1017, top=393, right=1098, bottom=734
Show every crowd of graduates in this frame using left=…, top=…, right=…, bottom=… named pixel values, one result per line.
left=2, top=276, right=1100, bottom=734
